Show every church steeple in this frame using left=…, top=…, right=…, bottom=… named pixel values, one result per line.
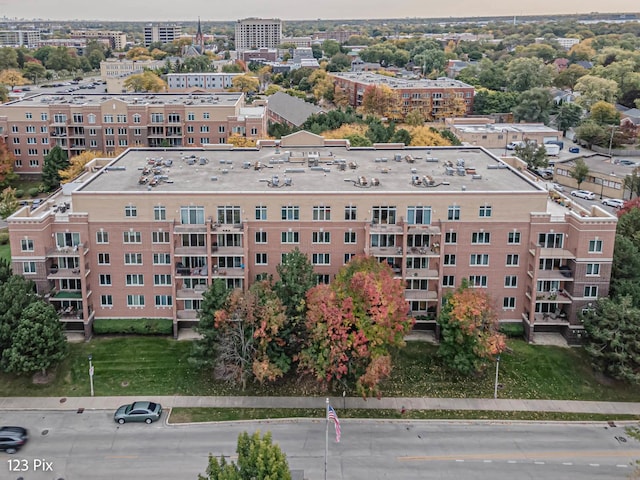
left=195, top=17, right=204, bottom=54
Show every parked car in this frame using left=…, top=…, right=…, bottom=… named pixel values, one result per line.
left=568, top=147, right=580, bottom=153
left=571, top=189, right=596, bottom=200
left=552, top=183, right=565, bottom=192
left=0, top=426, right=28, bottom=454
left=114, top=401, right=162, bottom=424
left=615, top=159, right=638, bottom=167
left=602, top=198, right=625, bottom=209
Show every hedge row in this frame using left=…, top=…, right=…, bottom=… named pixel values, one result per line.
left=93, top=318, right=173, bottom=335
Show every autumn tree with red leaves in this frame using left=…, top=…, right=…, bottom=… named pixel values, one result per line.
left=298, top=256, right=413, bottom=398
left=437, top=280, right=506, bottom=376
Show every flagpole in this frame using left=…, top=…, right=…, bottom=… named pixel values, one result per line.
left=324, top=397, right=329, bottom=480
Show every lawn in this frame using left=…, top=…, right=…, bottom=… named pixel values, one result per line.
left=0, top=243, right=10, bottom=262
left=1, top=336, right=640, bottom=402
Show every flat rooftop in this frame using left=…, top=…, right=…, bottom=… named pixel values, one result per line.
left=79, top=145, right=543, bottom=195
left=451, top=123, right=559, bottom=135
left=330, top=72, right=472, bottom=89
left=4, top=92, right=244, bottom=108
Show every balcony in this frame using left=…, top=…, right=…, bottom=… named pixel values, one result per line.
left=176, top=287, right=206, bottom=300
left=174, top=245, right=208, bottom=256
left=177, top=310, right=198, bottom=320
left=526, top=289, right=572, bottom=303
left=174, top=224, right=207, bottom=233
left=213, top=223, right=243, bottom=233
left=212, top=266, right=244, bottom=278
left=370, top=223, right=403, bottom=233
left=531, top=268, right=574, bottom=281
left=404, top=290, right=438, bottom=301
left=406, top=269, right=439, bottom=279
left=370, top=246, right=403, bottom=257
left=47, top=267, right=88, bottom=279
left=406, top=246, right=440, bottom=257
left=406, top=225, right=441, bottom=235
left=175, top=264, right=208, bottom=277
left=47, top=244, right=84, bottom=257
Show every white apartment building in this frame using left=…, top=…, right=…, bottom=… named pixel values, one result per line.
left=144, top=24, right=182, bottom=47
left=166, top=73, right=242, bottom=92
left=0, top=29, right=40, bottom=48
left=235, top=18, right=282, bottom=52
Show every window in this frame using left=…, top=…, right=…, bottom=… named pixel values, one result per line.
left=200, top=125, right=210, bottom=133
left=504, top=275, right=518, bottom=288
left=506, top=254, right=519, bottom=266
left=20, top=239, right=34, bottom=252
left=123, top=231, right=141, bottom=243
left=181, top=206, right=205, bottom=224
left=313, top=205, right=331, bottom=221
left=538, top=233, right=563, bottom=248
left=99, top=274, right=112, bottom=286
left=344, top=231, right=356, bottom=244
left=503, top=297, right=516, bottom=309
left=200, top=137, right=209, bottom=144
left=255, top=205, right=267, bottom=220
left=96, top=231, right=109, bottom=243
left=127, top=295, right=145, bottom=307
left=443, top=254, right=456, bottom=266
left=584, top=285, right=598, bottom=298
left=103, top=114, right=114, bottom=123
left=125, top=205, right=137, bottom=217
left=217, top=205, right=241, bottom=225
left=316, top=274, right=330, bottom=284
left=281, top=205, right=300, bottom=221
left=255, top=231, right=267, bottom=243
left=447, top=205, right=460, bottom=221
left=29, top=159, right=39, bottom=167
left=28, top=149, right=38, bottom=155
left=255, top=253, right=267, bottom=265
left=153, top=253, right=171, bottom=265
left=344, top=205, right=357, bottom=220
left=100, top=295, right=113, bottom=307
left=472, top=232, right=491, bottom=244
left=469, top=275, right=488, bottom=287
left=479, top=205, right=492, bottom=217
left=154, top=274, right=172, bottom=286
left=586, top=263, right=600, bottom=276
left=117, top=114, right=127, bottom=123
left=152, top=231, right=170, bottom=243
left=126, top=274, right=144, bottom=285
left=508, top=231, right=521, bottom=244
left=22, top=261, right=36, bottom=274
left=133, top=114, right=141, bottom=124
left=41, top=112, right=48, bottom=121
left=442, top=275, right=455, bottom=287
left=27, top=137, right=36, bottom=144
left=372, top=206, right=396, bottom=224
left=470, top=254, right=489, bottom=266
left=153, top=206, right=166, bottom=221
left=203, top=112, right=210, bottom=119
left=155, top=295, right=173, bottom=307
left=344, top=253, right=355, bottom=264
left=312, top=253, right=330, bottom=265
left=187, top=112, right=195, bottom=121
left=167, top=113, right=180, bottom=123
left=407, top=206, right=432, bottom=225
left=218, top=125, right=225, bottom=133
left=25, top=112, right=33, bottom=119
left=98, top=253, right=110, bottom=265
left=445, top=231, right=457, bottom=244
left=281, top=231, right=299, bottom=243
left=124, top=253, right=143, bottom=265
left=588, top=239, right=603, bottom=253
left=150, top=113, right=164, bottom=123
left=312, top=231, right=331, bottom=243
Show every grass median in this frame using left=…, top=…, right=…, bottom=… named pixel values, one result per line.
left=1, top=336, right=639, bottom=404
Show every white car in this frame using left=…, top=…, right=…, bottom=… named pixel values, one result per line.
left=571, top=190, right=595, bottom=200
left=602, top=198, right=624, bottom=209
left=552, top=183, right=564, bottom=192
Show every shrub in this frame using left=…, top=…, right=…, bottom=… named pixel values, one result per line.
left=93, top=318, right=173, bottom=335
left=14, top=189, right=24, bottom=198
left=499, top=322, right=525, bottom=339
left=0, top=232, right=9, bottom=245
left=27, top=187, right=39, bottom=198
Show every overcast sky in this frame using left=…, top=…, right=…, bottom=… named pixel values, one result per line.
left=0, top=0, right=636, bottom=22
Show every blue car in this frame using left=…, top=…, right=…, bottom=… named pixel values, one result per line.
left=568, top=147, right=580, bottom=153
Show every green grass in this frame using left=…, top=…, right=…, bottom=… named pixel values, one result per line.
left=168, top=407, right=640, bottom=424
left=2, top=337, right=640, bottom=402
left=0, top=242, right=10, bottom=262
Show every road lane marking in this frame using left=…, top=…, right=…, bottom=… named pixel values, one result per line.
left=617, top=465, right=629, bottom=468
left=562, top=462, right=573, bottom=466
left=534, top=461, right=545, bottom=465
left=105, top=455, right=139, bottom=459
left=399, top=450, right=640, bottom=462
left=483, top=460, right=492, bottom=463
left=589, top=464, right=600, bottom=467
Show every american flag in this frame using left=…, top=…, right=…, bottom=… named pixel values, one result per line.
left=328, top=405, right=341, bottom=442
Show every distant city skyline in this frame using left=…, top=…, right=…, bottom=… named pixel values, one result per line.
left=0, top=0, right=637, bottom=23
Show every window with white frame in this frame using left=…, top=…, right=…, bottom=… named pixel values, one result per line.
left=153, top=253, right=171, bottom=265
left=586, top=263, right=600, bottom=276
left=445, top=231, right=457, bottom=244
left=407, top=206, right=432, bottom=225
left=442, top=275, right=455, bottom=287
left=96, top=231, right=109, bottom=244
left=154, top=274, right=172, bottom=286
left=97, top=253, right=110, bottom=265
left=99, top=274, right=112, bottom=286
left=124, top=253, right=143, bottom=264
left=127, top=295, right=145, bottom=307
left=154, top=206, right=166, bottom=221
left=281, top=231, right=299, bottom=243
left=584, top=285, right=598, bottom=298
left=313, top=205, right=331, bottom=221
left=344, top=231, right=356, bottom=244
left=312, top=253, right=330, bottom=265
left=470, top=254, right=489, bottom=266
left=344, top=205, right=357, bottom=220
left=180, top=206, right=205, bottom=225
left=123, top=231, right=141, bottom=243
left=506, top=254, right=519, bottom=266
left=255, top=231, right=267, bottom=243
left=372, top=206, right=396, bottom=224
left=479, top=205, right=492, bottom=217
left=126, top=274, right=144, bottom=285
left=255, top=253, right=267, bottom=265
left=22, top=261, right=36, bottom=274
left=588, top=239, right=603, bottom=253
left=504, top=275, right=518, bottom=288
left=443, top=254, right=456, bottom=266
left=100, top=294, right=113, bottom=307
left=503, top=297, right=516, bottom=309
left=124, top=205, right=137, bottom=217
left=447, top=205, right=460, bottom=221
left=155, top=295, right=173, bottom=307
left=20, top=239, right=34, bottom=251
left=472, top=232, right=491, bottom=244
left=538, top=232, right=563, bottom=248
left=508, top=231, right=521, bottom=244
left=281, top=205, right=300, bottom=221
left=152, top=231, right=170, bottom=243
left=217, top=205, right=241, bottom=225
left=344, top=253, right=355, bottom=264
left=469, top=275, right=488, bottom=287
left=255, top=205, right=267, bottom=220
left=312, top=231, right=331, bottom=243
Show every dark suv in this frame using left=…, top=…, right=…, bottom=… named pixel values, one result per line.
left=0, top=426, right=28, bottom=454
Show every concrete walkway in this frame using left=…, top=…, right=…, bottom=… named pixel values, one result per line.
left=1, top=395, right=640, bottom=415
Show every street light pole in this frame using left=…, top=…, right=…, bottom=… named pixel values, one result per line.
left=608, top=126, right=615, bottom=157
left=493, top=355, right=501, bottom=399
left=88, top=354, right=94, bottom=397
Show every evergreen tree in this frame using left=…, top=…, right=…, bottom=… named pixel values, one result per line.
left=41, top=145, right=69, bottom=192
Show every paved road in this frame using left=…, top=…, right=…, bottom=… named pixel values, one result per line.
left=1, top=411, right=639, bottom=480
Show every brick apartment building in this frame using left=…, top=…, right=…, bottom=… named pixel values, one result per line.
left=7, top=131, right=616, bottom=343
left=329, top=72, right=475, bottom=120
left=0, top=93, right=266, bottom=177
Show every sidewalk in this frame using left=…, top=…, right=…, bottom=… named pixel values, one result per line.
left=1, top=395, right=640, bottom=415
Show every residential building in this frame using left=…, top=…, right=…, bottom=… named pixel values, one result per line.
left=7, top=131, right=616, bottom=344
left=312, top=30, right=359, bottom=43
left=239, top=48, right=278, bottom=63
left=100, top=58, right=165, bottom=79
left=70, top=30, right=127, bottom=50
left=0, top=93, right=266, bottom=176
left=166, top=73, right=242, bottom=93
left=235, top=18, right=282, bottom=52
left=554, top=154, right=630, bottom=200
left=266, top=91, right=324, bottom=128
left=445, top=118, right=562, bottom=150
left=37, top=39, right=87, bottom=55
left=282, top=36, right=312, bottom=48
left=144, top=24, right=182, bottom=47
left=0, top=29, right=40, bottom=48
left=330, top=72, right=475, bottom=120
left=555, top=37, right=581, bottom=50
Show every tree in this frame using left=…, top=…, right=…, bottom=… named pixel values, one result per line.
left=0, top=68, right=28, bottom=90
left=0, top=47, right=19, bottom=70
left=0, top=258, right=11, bottom=285
left=555, top=103, right=583, bottom=134
left=624, top=169, right=640, bottom=199
left=0, top=187, right=19, bottom=219
left=472, top=89, right=520, bottom=115
left=1, top=301, right=68, bottom=376
left=505, top=57, right=554, bottom=92
left=359, top=84, right=401, bottom=120
left=610, top=235, right=640, bottom=305
left=274, top=248, right=316, bottom=321
left=582, top=296, right=640, bottom=383
left=437, top=281, right=506, bottom=376
left=0, top=138, right=17, bottom=189
left=512, top=87, right=554, bottom=124
left=230, top=74, right=259, bottom=94
left=553, top=64, right=588, bottom=91
left=322, top=39, right=341, bottom=57
left=0, top=275, right=39, bottom=360
left=60, top=150, right=101, bottom=183
left=41, top=145, right=69, bottom=192
left=574, top=75, right=619, bottom=110
left=123, top=71, right=167, bottom=92
left=570, top=158, right=590, bottom=189
left=589, top=101, right=620, bottom=125
left=299, top=256, right=413, bottom=398
left=198, top=431, right=291, bottom=480
left=190, top=279, right=231, bottom=369
left=404, top=109, right=425, bottom=127
left=575, top=121, right=608, bottom=147
left=514, top=142, right=548, bottom=169
left=22, top=61, right=46, bottom=84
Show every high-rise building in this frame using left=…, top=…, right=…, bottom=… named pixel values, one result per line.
left=235, top=18, right=282, bottom=52
left=144, top=23, right=182, bottom=47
